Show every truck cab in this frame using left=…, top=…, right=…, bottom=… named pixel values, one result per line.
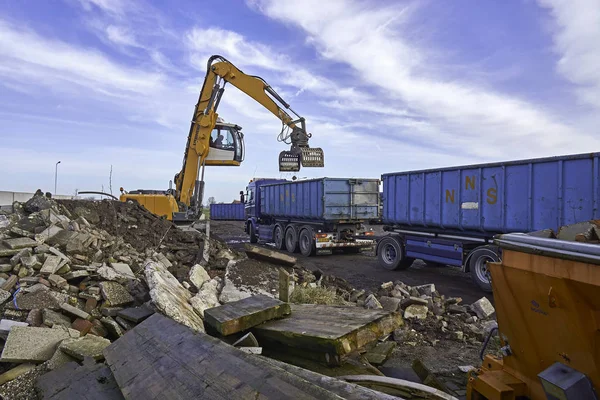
left=244, top=178, right=287, bottom=236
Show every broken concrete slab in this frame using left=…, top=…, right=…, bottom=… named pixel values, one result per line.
left=0, top=247, right=20, bottom=257
left=471, top=297, right=495, bottom=319
left=21, top=255, right=41, bottom=269
left=245, top=244, right=297, bottom=266
left=47, top=246, right=69, bottom=262
left=400, top=296, right=429, bottom=309
left=48, top=274, right=68, bottom=289
left=99, top=281, right=134, bottom=307
left=219, top=277, right=254, bottom=304
left=189, top=278, right=221, bottom=318
left=0, top=289, right=11, bottom=305
left=364, top=294, right=383, bottom=309
left=378, top=296, right=401, bottom=312
left=404, top=304, right=428, bottom=320
left=46, top=347, right=78, bottom=371
left=0, top=326, right=78, bottom=362
left=35, top=224, right=64, bottom=242
left=110, top=262, right=135, bottom=280
left=100, top=317, right=124, bottom=338
left=2, top=237, right=38, bottom=250
left=63, top=270, right=89, bottom=281
left=11, top=290, right=61, bottom=311
left=189, top=264, right=210, bottom=290
left=415, top=284, right=436, bottom=296
left=115, top=316, right=134, bottom=331
left=144, top=261, right=204, bottom=332
left=60, top=303, right=91, bottom=320
left=59, top=335, right=111, bottom=361
left=43, top=309, right=72, bottom=328
left=204, top=294, right=291, bottom=336
left=365, top=341, right=397, bottom=365
left=40, top=255, right=62, bottom=275
left=0, top=319, right=29, bottom=339
left=447, top=304, right=468, bottom=314
left=116, top=305, right=154, bottom=324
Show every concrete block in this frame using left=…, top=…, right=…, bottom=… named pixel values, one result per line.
left=189, top=264, right=210, bottom=290
left=2, top=237, right=38, bottom=250
left=364, top=294, right=383, bottom=309
left=43, top=309, right=72, bottom=328
left=99, top=281, right=134, bottom=307
left=59, top=335, right=111, bottom=361
left=189, top=279, right=220, bottom=318
left=40, top=255, right=62, bottom=275
left=109, top=262, right=135, bottom=280
left=60, top=303, right=91, bottom=321
left=11, top=290, right=61, bottom=311
left=48, top=274, right=68, bottom=289
left=415, top=284, right=435, bottom=296
left=244, top=244, right=297, bottom=266
left=0, top=326, right=78, bottom=362
left=63, top=270, right=89, bottom=280
left=34, top=225, right=63, bottom=243
left=378, top=296, right=401, bottom=312
left=471, top=297, right=495, bottom=319
left=0, top=319, right=29, bottom=339
left=404, top=304, right=428, bottom=320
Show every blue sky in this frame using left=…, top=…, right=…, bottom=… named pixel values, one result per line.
left=1, top=0, right=599, bottom=202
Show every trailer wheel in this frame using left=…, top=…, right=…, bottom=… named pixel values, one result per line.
left=377, top=236, right=414, bottom=270
left=299, top=228, right=316, bottom=257
left=249, top=223, right=258, bottom=244
left=273, top=224, right=285, bottom=250
left=285, top=227, right=299, bottom=253
left=469, top=246, right=500, bottom=293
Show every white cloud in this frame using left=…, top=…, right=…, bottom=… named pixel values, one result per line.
left=77, top=0, right=125, bottom=15
left=251, top=0, right=600, bottom=159
left=537, top=0, right=600, bottom=109
left=105, top=25, right=140, bottom=47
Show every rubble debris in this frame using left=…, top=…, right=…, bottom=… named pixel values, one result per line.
left=189, top=264, right=210, bottom=290
left=365, top=341, right=397, bottom=365
left=11, top=290, right=62, bottom=311
left=145, top=261, right=205, bottom=332
left=470, top=297, right=495, bottom=319
left=0, top=363, right=36, bottom=386
left=0, top=289, right=10, bottom=305
left=204, top=294, right=291, bottom=336
left=0, top=326, right=78, bottom=362
left=100, top=317, right=124, bottom=338
left=245, top=244, right=297, bottom=266
left=404, top=305, right=428, bottom=320
left=40, top=255, right=63, bottom=275
left=2, top=237, right=38, bottom=250
left=71, top=318, right=94, bottom=335
left=0, top=319, right=29, bottom=339
left=364, top=294, right=383, bottom=309
left=26, top=309, right=43, bottom=326
left=189, top=278, right=221, bottom=318
left=378, top=296, right=401, bottom=312
left=43, top=309, right=72, bottom=328
left=115, top=316, right=135, bottom=331
left=116, top=305, right=154, bottom=324
left=60, top=303, right=91, bottom=320
left=59, top=335, right=111, bottom=361
left=99, top=281, right=134, bottom=307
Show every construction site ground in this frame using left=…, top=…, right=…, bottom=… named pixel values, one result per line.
left=210, top=220, right=495, bottom=382
left=210, top=220, right=491, bottom=305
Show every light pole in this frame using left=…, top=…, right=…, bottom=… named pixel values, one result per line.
left=54, top=161, right=61, bottom=195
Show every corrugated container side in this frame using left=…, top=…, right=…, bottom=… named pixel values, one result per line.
left=260, top=178, right=380, bottom=221
left=210, top=203, right=245, bottom=220
left=383, top=152, right=600, bottom=233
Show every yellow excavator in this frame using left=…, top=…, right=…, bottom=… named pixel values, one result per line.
left=120, top=55, right=324, bottom=221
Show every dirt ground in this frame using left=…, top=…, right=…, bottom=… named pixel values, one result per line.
left=210, top=220, right=492, bottom=304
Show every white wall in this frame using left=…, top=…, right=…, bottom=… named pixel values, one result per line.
left=0, top=191, right=76, bottom=207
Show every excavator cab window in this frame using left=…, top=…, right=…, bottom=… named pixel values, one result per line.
left=207, top=125, right=245, bottom=164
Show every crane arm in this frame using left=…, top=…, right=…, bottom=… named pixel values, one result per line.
left=175, top=55, right=323, bottom=213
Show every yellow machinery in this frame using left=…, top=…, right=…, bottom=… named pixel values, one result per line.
left=120, top=55, right=324, bottom=221
left=467, top=230, right=600, bottom=399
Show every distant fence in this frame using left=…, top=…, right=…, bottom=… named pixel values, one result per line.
left=0, top=191, right=77, bottom=210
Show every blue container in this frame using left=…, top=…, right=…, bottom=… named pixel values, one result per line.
left=260, top=178, right=380, bottom=221
left=382, top=152, right=600, bottom=234
left=210, top=203, right=245, bottom=221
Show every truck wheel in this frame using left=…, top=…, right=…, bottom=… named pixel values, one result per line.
left=469, top=246, right=500, bottom=293
left=249, top=223, right=258, bottom=244
left=285, top=227, right=299, bottom=253
left=273, top=224, right=285, bottom=250
left=377, top=236, right=413, bottom=270
left=299, top=228, right=316, bottom=257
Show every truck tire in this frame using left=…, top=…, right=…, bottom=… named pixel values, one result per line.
left=377, top=236, right=414, bottom=270
left=285, top=227, right=299, bottom=253
left=249, top=223, right=258, bottom=244
left=469, top=246, right=500, bottom=293
left=273, top=224, right=285, bottom=250
left=299, top=227, right=316, bottom=257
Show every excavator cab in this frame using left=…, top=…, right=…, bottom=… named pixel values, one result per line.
left=205, top=121, right=245, bottom=166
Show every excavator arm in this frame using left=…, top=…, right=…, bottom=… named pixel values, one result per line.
left=174, top=55, right=324, bottom=215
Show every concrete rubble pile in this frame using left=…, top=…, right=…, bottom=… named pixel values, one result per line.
left=350, top=280, right=497, bottom=347
left=0, top=192, right=242, bottom=398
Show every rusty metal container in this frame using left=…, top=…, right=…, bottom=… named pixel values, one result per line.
left=468, top=227, right=600, bottom=399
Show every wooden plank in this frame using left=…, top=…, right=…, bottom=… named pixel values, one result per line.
left=204, top=294, right=291, bottom=336
left=253, top=304, right=402, bottom=356
left=104, top=313, right=357, bottom=400
left=35, top=361, right=124, bottom=400
left=245, top=244, right=297, bottom=266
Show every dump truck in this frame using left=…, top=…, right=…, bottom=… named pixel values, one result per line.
left=377, top=152, right=600, bottom=292
left=244, top=178, right=379, bottom=256
left=467, top=222, right=600, bottom=399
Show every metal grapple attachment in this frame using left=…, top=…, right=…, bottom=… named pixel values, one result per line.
left=278, top=147, right=324, bottom=172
